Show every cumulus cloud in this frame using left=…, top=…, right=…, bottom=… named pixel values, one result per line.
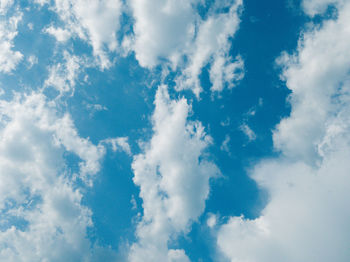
left=176, top=1, right=243, bottom=96
left=0, top=0, right=13, bottom=14
left=0, top=13, right=22, bottom=73
left=127, top=0, right=198, bottom=68
left=129, top=86, right=219, bottom=261
left=0, top=92, right=116, bottom=261
left=41, top=0, right=122, bottom=69
left=127, top=0, right=244, bottom=96
left=216, top=1, right=350, bottom=261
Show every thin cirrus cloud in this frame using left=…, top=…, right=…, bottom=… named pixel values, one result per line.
left=216, top=0, right=350, bottom=261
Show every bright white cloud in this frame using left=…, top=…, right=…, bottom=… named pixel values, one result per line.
left=176, top=0, right=243, bottom=96
left=0, top=92, right=116, bottom=261
left=42, top=0, right=122, bottom=69
left=0, top=13, right=22, bottom=73
left=129, top=85, right=219, bottom=261
left=127, top=0, right=243, bottom=96
left=128, top=0, right=198, bottom=68
left=216, top=2, right=350, bottom=261
left=0, top=0, right=13, bottom=14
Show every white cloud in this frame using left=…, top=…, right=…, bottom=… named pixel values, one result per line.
left=103, top=137, right=132, bottom=156
left=44, top=51, right=85, bottom=95
left=27, top=55, right=38, bottom=68
left=302, top=0, right=344, bottom=16
left=42, top=0, right=122, bottom=69
left=129, top=85, right=219, bottom=261
left=127, top=0, right=243, bottom=96
left=240, top=123, right=256, bottom=141
left=207, top=213, right=218, bottom=228
left=210, top=55, right=244, bottom=93
left=176, top=0, right=243, bottom=96
left=44, top=26, right=71, bottom=42
left=220, top=134, right=231, bottom=153
left=0, top=13, right=23, bottom=73
left=0, top=92, right=116, bottom=261
left=128, top=0, right=197, bottom=69
left=216, top=2, right=350, bottom=261
left=0, top=0, right=13, bottom=14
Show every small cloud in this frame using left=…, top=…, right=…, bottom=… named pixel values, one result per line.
left=27, top=55, right=38, bottom=68
left=130, top=195, right=137, bottom=210
left=240, top=123, right=256, bottom=141
left=27, top=23, right=34, bottom=30
left=220, top=134, right=231, bottom=153
left=103, top=137, right=132, bottom=156
left=207, top=213, right=217, bottom=228
left=249, top=16, right=259, bottom=23
left=220, top=117, right=231, bottom=127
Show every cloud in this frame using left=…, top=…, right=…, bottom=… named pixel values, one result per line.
left=0, top=0, right=13, bottom=14
left=103, top=137, right=132, bottom=156
left=0, top=12, right=23, bottom=73
left=220, top=134, right=231, bottom=153
left=127, top=0, right=244, bottom=96
left=240, top=123, right=256, bottom=142
left=129, top=85, right=219, bottom=261
left=41, top=0, right=122, bottom=69
left=127, top=0, right=198, bottom=69
left=44, top=51, right=86, bottom=95
left=216, top=2, right=350, bottom=261
left=27, top=55, right=38, bottom=68
left=0, top=92, right=116, bottom=260
left=175, top=0, right=243, bottom=96
left=302, top=0, right=344, bottom=16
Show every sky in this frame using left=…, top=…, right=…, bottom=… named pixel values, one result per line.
left=0, top=0, right=350, bottom=261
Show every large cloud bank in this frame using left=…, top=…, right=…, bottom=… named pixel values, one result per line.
left=217, top=1, right=350, bottom=261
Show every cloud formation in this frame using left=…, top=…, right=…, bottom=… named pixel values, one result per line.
left=127, top=0, right=244, bottom=96
left=41, top=0, right=122, bottom=69
left=217, top=1, right=350, bottom=261
left=129, top=86, right=219, bottom=261
left=0, top=11, right=22, bottom=73
left=0, top=92, right=115, bottom=261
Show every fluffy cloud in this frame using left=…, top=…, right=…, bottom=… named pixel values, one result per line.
left=0, top=92, right=116, bottom=261
left=0, top=12, right=22, bottom=73
left=302, top=0, right=345, bottom=16
left=42, top=0, right=122, bottom=69
left=127, top=0, right=198, bottom=68
left=176, top=1, right=243, bottom=96
left=127, top=0, right=244, bottom=96
left=216, top=1, right=350, bottom=261
left=0, top=0, right=13, bottom=14
left=129, top=86, right=219, bottom=261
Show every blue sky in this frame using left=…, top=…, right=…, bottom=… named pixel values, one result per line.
left=0, top=0, right=350, bottom=261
